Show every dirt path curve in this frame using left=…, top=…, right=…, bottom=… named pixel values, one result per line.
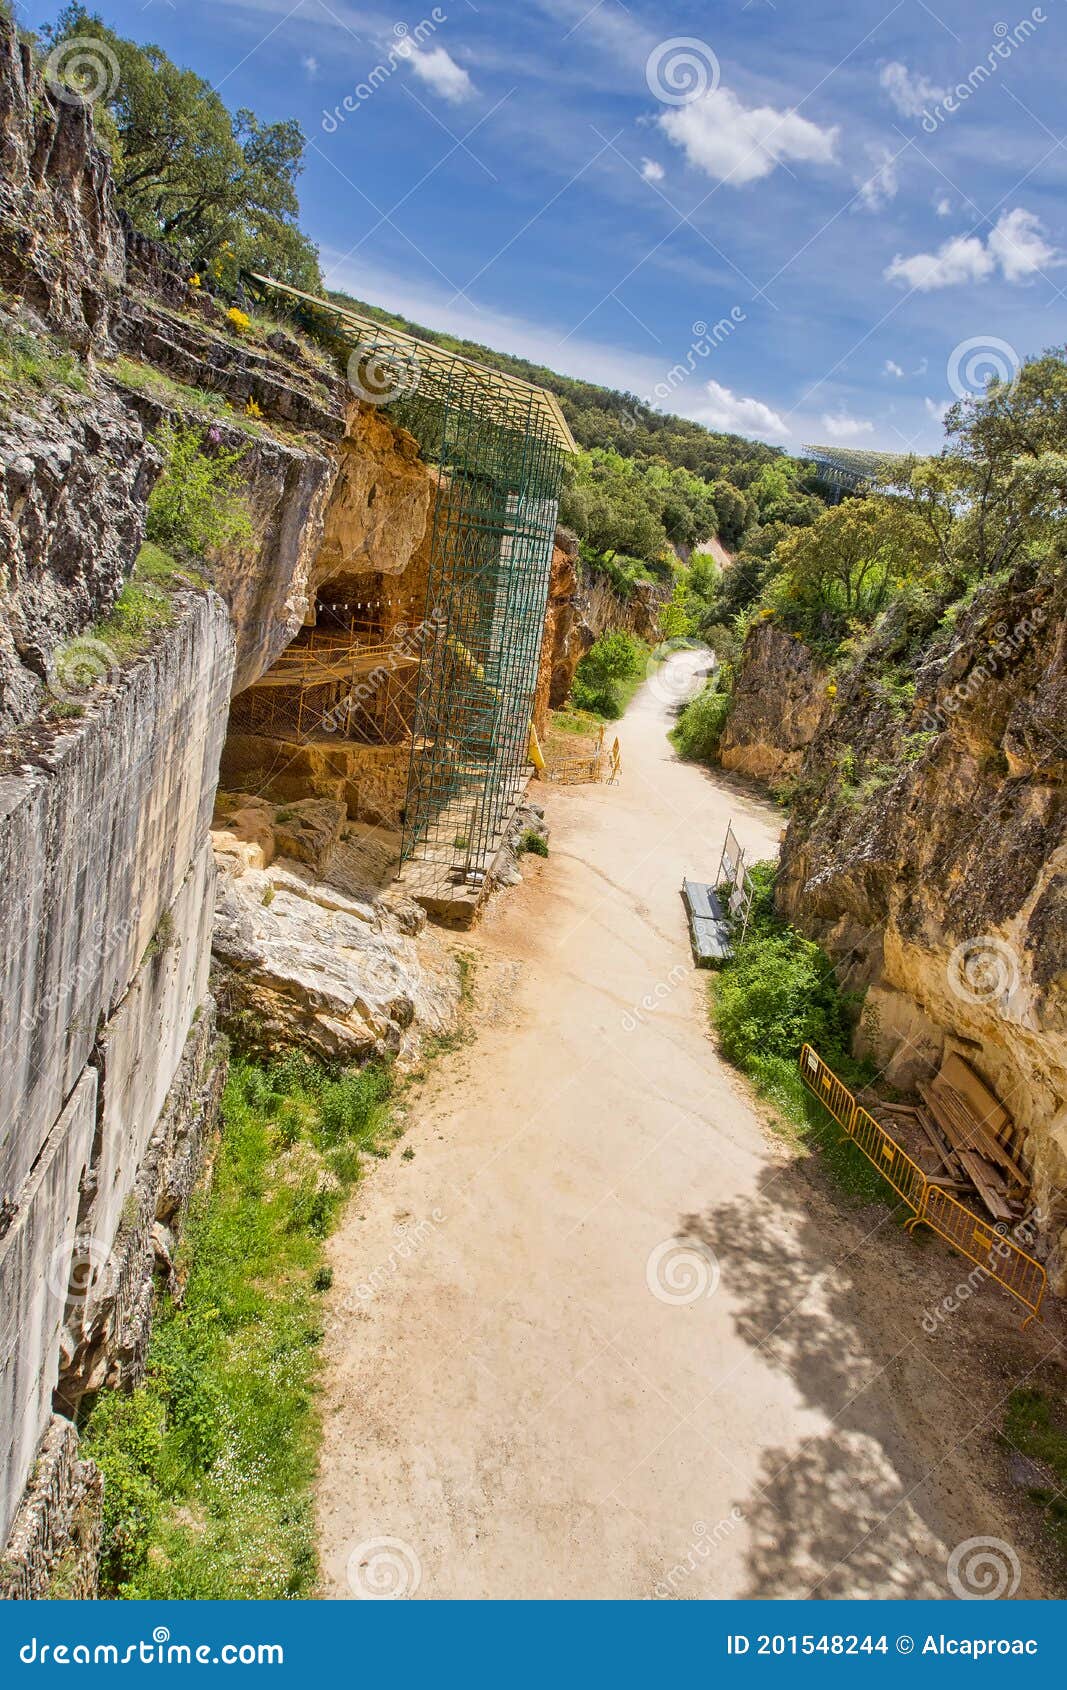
left=316, top=653, right=1056, bottom=1601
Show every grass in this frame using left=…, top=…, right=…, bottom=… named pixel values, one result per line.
left=103, top=356, right=274, bottom=440
left=1001, top=1388, right=1067, bottom=1558
left=79, top=1054, right=395, bottom=1598
left=707, top=862, right=892, bottom=1209
left=0, top=318, right=88, bottom=404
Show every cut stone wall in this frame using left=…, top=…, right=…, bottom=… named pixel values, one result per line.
left=0, top=1072, right=96, bottom=1547
left=0, top=592, right=233, bottom=1564
left=0, top=592, right=233, bottom=1208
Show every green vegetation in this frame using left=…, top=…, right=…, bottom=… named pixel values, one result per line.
left=518, top=831, right=549, bottom=858
left=145, top=418, right=252, bottom=560
left=0, top=315, right=87, bottom=402
left=571, top=630, right=646, bottom=719
left=708, top=864, right=887, bottom=1205
left=41, top=6, right=320, bottom=289
left=80, top=1054, right=394, bottom=1598
left=1001, top=1387, right=1067, bottom=1558
left=671, top=682, right=731, bottom=762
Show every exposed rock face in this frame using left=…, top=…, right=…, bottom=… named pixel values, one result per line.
left=0, top=1418, right=102, bottom=1600
left=0, top=29, right=124, bottom=347
left=211, top=794, right=461, bottom=1065
left=533, top=531, right=592, bottom=733
left=0, top=383, right=156, bottom=730
left=309, top=406, right=432, bottom=602
left=718, top=619, right=829, bottom=783
left=727, top=562, right=1067, bottom=1284
left=0, top=592, right=233, bottom=1555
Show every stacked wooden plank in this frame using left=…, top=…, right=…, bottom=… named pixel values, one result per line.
left=867, top=1056, right=1030, bottom=1225
left=916, top=1056, right=1029, bottom=1224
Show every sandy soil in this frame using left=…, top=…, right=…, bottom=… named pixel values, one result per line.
left=316, top=653, right=1063, bottom=1601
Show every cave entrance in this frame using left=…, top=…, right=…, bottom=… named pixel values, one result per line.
left=222, top=565, right=433, bottom=837
left=240, top=273, right=577, bottom=905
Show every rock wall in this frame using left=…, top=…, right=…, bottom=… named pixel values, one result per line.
left=718, top=619, right=829, bottom=783
left=0, top=7, right=557, bottom=1589
left=532, top=530, right=592, bottom=735
left=723, top=562, right=1067, bottom=1284
left=0, top=27, right=124, bottom=346
left=0, top=593, right=234, bottom=1558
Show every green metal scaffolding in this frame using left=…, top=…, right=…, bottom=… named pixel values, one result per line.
left=245, top=275, right=575, bottom=897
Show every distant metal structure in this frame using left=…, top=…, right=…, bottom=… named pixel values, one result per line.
left=245, top=274, right=577, bottom=897
left=802, top=445, right=910, bottom=501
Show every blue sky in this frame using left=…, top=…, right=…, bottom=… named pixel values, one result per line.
left=21, top=0, right=1067, bottom=452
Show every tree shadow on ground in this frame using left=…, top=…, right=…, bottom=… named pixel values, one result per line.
left=678, top=1151, right=1057, bottom=1599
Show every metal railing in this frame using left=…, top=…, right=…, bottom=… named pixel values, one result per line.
left=799, top=1044, right=1046, bottom=1325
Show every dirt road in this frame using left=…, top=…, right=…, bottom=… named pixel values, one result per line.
left=317, top=653, right=1058, bottom=1600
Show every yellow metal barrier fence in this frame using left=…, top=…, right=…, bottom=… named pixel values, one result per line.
left=799, top=1044, right=1046, bottom=1325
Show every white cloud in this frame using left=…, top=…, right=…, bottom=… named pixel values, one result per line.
left=821, top=410, right=874, bottom=438
left=659, top=86, right=838, bottom=186
left=880, top=61, right=948, bottom=118
left=925, top=398, right=950, bottom=423
left=641, top=157, right=665, bottom=183
left=885, top=233, right=993, bottom=291
left=935, top=196, right=952, bottom=218
left=302, top=54, right=319, bottom=77
left=407, top=44, right=475, bottom=103
left=884, top=359, right=904, bottom=378
left=885, top=208, right=1058, bottom=290
left=856, top=142, right=899, bottom=211
left=697, top=379, right=790, bottom=440
left=987, top=206, right=1057, bottom=282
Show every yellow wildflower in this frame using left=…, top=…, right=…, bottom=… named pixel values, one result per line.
left=227, top=307, right=251, bottom=334
left=245, top=397, right=263, bottom=418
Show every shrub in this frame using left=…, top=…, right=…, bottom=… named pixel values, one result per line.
left=571, top=630, right=645, bottom=718
left=671, top=684, right=731, bottom=763
left=145, top=420, right=253, bottom=562
left=518, top=830, right=548, bottom=857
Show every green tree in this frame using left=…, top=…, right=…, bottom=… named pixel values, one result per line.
left=42, top=6, right=321, bottom=288
left=773, top=496, right=935, bottom=619
left=708, top=479, right=750, bottom=549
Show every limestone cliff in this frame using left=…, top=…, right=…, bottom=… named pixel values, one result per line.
left=0, top=11, right=463, bottom=1596
left=717, top=619, right=829, bottom=784
left=723, top=559, right=1067, bottom=1284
